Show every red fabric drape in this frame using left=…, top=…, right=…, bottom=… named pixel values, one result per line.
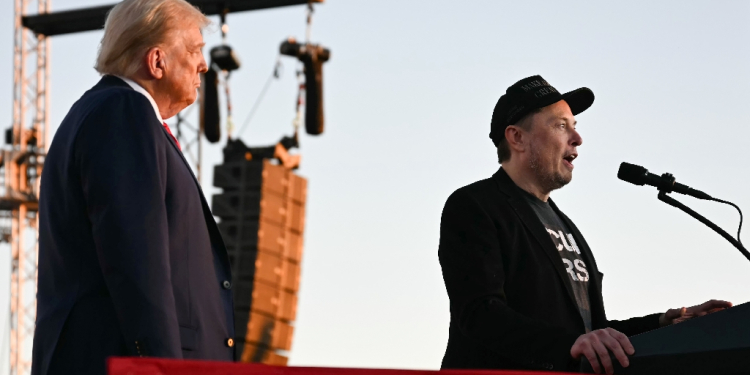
left=108, top=357, right=577, bottom=375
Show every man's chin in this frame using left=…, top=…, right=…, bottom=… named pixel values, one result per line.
left=185, top=95, right=197, bottom=108
left=545, top=172, right=572, bottom=192
left=558, top=171, right=573, bottom=186
left=161, top=99, right=196, bottom=121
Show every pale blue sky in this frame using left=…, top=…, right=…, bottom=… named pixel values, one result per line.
left=0, top=0, right=749, bottom=372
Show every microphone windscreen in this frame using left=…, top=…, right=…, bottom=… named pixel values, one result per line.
left=618, top=162, right=648, bottom=186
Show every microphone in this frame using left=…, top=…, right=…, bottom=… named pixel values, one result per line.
left=617, top=162, right=713, bottom=200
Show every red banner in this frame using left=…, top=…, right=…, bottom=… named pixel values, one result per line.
left=108, top=358, right=575, bottom=375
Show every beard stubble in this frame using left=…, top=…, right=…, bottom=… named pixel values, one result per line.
left=528, top=141, right=572, bottom=194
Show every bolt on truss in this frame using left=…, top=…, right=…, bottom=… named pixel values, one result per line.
left=3, top=0, right=50, bottom=374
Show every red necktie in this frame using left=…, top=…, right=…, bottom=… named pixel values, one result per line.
left=162, top=122, right=181, bottom=150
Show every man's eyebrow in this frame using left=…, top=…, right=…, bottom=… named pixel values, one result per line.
left=558, top=116, right=576, bottom=125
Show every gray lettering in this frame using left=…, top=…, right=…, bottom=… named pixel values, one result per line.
left=520, top=80, right=544, bottom=91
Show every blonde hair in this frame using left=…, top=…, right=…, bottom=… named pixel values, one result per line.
left=95, top=0, right=210, bottom=77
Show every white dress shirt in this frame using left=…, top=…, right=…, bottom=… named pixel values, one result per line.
left=115, top=75, right=165, bottom=125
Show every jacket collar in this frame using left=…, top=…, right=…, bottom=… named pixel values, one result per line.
left=93, top=74, right=132, bottom=90
left=94, top=76, right=187, bottom=173
left=94, top=75, right=162, bottom=122
left=114, top=75, right=164, bottom=124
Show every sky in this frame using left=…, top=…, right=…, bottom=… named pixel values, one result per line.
left=1, top=0, right=750, bottom=373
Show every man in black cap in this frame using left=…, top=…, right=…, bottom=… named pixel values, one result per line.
left=438, top=75, right=730, bottom=374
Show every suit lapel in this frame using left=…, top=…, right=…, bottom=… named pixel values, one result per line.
left=493, top=168, right=579, bottom=312
left=159, top=129, right=233, bottom=276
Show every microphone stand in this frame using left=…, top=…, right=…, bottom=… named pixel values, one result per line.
left=657, top=190, right=750, bottom=262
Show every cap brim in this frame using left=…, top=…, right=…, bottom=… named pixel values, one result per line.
left=562, top=87, right=595, bottom=116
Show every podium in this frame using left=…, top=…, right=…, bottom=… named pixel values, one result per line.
left=582, top=301, right=750, bottom=374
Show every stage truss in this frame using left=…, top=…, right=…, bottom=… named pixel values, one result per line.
left=1, top=1, right=50, bottom=374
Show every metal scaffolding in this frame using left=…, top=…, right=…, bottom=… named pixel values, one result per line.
left=173, top=104, right=203, bottom=181
left=3, top=0, right=50, bottom=374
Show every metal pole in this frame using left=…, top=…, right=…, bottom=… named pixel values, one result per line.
left=8, top=0, right=49, bottom=373
left=10, top=0, right=28, bottom=373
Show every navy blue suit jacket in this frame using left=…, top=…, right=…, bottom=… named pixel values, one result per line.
left=32, top=76, right=235, bottom=375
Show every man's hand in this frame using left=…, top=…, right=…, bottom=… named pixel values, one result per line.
left=659, top=299, right=732, bottom=326
left=570, top=328, right=633, bottom=375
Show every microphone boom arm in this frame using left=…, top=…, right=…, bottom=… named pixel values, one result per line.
left=657, top=191, right=750, bottom=262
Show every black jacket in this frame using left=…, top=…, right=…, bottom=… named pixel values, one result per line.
left=33, top=76, right=235, bottom=375
left=438, top=168, right=660, bottom=372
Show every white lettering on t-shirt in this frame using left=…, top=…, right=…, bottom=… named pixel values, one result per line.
left=567, top=233, right=581, bottom=254
left=546, top=228, right=563, bottom=251
left=574, top=259, right=590, bottom=282
left=546, top=226, right=589, bottom=283
left=562, top=258, right=579, bottom=281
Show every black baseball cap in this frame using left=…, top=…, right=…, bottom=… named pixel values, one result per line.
left=489, top=75, right=595, bottom=145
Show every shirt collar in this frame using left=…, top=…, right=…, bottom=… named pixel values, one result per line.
left=115, top=75, right=164, bottom=124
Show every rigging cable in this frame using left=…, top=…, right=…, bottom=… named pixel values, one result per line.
left=306, top=1, right=314, bottom=43
left=224, top=71, right=234, bottom=137
left=291, top=67, right=304, bottom=136
left=292, top=1, right=314, bottom=137
left=237, top=2, right=315, bottom=139
left=236, top=57, right=283, bottom=137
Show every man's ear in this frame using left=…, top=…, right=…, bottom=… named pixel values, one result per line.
left=505, top=125, right=526, bottom=153
left=145, top=47, right=165, bottom=79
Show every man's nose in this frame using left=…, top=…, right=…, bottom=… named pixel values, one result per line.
left=198, top=54, right=208, bottom=74
left=571, top=128, right=583, bottom=147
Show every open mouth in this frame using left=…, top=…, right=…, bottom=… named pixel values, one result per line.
left=563, top=153, right=577, bottom=168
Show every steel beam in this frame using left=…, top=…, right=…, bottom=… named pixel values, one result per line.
left=22, top=0, right=322, bottom=36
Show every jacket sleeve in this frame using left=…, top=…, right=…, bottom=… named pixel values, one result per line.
left=438, top=188, right=580, bottom=370
left=75, top=92, right=182, bottom=358
left=608, top=313, right=662, bottom=336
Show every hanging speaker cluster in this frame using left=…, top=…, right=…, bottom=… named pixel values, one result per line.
left=201, top=67, right=221, bottom=143
left=201, top=45, right=242, bottom=143
left=212, top=138, right=307, bottom=365
left=279, top=39, right=331, bottom=135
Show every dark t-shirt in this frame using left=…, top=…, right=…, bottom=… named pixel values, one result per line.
left=520, top=189, right=593, bottom=333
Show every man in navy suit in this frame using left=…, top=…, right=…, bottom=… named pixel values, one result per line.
left=32, top=1, right=234, bottom=374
